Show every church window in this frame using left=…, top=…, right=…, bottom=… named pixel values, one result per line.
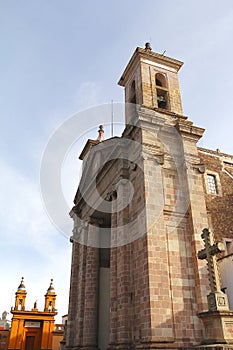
left=18, top=299, right=22, bottom=310
left=155, top=73, right=169, bottom=110
left=207, top=174, right=217, bottom=194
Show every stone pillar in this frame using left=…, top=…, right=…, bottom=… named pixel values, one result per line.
left=74, top=225, right=88, bottom=347
left=115, top=179, right=132, bottom=349
left=108, top=191, right=118, bottom=349
left=66, top=239, right=80, bottom=349
left=41, top=320, right=50, bottom=349
left=8, top=318, right=19, bottom=349
left=176, top=120, right=210, bottom=313
left=82, top=223, right=99, bottom=350
left=143, top=154, right=175, bottom=344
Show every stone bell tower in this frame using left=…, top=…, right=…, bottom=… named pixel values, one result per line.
left=118, top=42, right=183, bottom=117
left=65, top=44, right=223, bottom=350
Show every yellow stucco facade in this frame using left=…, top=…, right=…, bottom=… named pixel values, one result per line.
left=8, top=278, right=57, bottom=350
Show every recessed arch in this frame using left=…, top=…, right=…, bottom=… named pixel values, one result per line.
left=155, top=73, right=167, bottom=88
left=155, top=73, right=169, bottom=110
left=129, top=80, right=136, bottom=104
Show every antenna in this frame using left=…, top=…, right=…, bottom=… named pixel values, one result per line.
left=111, top=100, right=114, bottom=137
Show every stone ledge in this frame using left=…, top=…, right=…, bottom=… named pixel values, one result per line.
left=180, top=345, right=233, bottom=350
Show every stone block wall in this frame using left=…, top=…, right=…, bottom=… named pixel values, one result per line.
left=198, top=148, right=233, bottom=242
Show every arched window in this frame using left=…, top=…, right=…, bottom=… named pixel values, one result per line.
left=156, top=78, right=162, bottom=86
left=129, top=80, right=136, bottom=104
left=48, top=301, right=52, bottom=311
left=155, top=73, right=169, bottom=110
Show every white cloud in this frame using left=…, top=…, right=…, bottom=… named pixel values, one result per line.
left=0, top=159, right=71, bottom=322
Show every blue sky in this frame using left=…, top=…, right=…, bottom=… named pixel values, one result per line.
left=1, top=0, right=233, bottom=322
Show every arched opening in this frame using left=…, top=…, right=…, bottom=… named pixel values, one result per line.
left=129, top=80, right=136, bottom=104
left=155, top=73, right=167, bottom=88
left=155, top=73, right=169, bottom=110
left=18, top=299, right=22, bottom=310
left=48, top=301, right=52, bottom=311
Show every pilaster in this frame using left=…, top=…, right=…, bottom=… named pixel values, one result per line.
left=82, top=223, right=99, bottom=349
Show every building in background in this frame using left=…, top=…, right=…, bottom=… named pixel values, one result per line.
left=0, top=312, right=10, bottom=350
left=8, top=277, right=60, bottom=350
left=196, top=146, right=233, bottom=309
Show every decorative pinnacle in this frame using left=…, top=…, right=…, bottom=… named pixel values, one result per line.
left=97, top=125, right=104, bottom=142
left=18, top=277, right=26, bottom=291
left=145, top=42, right=152, bottom=51
left=47, top=278, right=55, bottom=292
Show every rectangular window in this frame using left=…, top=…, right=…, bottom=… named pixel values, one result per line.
left=207, top=174, right=217, bottom=194
left=225, top=240, right=233, bottom=255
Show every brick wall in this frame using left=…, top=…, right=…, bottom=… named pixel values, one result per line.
left=198, top=148, right=233, bottom=242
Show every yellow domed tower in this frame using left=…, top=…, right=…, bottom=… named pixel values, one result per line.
left=8, top=277, right=58, bottom=350
left=14, top=277, right=27, bottom=311
left=44, top=279, right=56, bottom=312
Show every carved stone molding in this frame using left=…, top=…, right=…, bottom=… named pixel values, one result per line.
left=141, top=150, right=164, bottom=165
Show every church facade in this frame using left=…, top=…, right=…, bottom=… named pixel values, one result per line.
left=8, top=278, right=57, bottom=350
left=65, top=44, right=233, bottom=350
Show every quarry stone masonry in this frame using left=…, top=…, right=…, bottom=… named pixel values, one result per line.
left=64, top=44, right=233, bottom=350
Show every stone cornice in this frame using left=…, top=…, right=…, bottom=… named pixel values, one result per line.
left=118, top=47, right=183, bottom=87
left=79, top=139, right=98, bottom=160
left=198, top=146, right=233, bottom=159
left=175, top=119, right=205, bottom=142
left=11, top=310, right=57, bottom=317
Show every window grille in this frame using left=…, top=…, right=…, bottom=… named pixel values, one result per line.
left=207, top=174, right=217, bottom=194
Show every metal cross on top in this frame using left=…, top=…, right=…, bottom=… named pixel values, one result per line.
left=198, top=228, right=229, bottom=311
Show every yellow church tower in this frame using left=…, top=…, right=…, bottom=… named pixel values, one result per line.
left=8, top=278, right=57, bottom=350
left=44, top=279, right=56, bottom=313
left=14, top=277, right=27, bottom=311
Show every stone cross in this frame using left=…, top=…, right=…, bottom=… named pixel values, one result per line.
left=198, top=228, right=229, bottom=311
left=198, top=228, right=225, bottom=292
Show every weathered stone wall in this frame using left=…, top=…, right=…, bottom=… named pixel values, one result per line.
left=198, top=148, right=233, bottom=242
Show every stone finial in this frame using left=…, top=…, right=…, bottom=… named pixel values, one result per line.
left=145, top=42, right=152, bottom=51
left=97, top=125, right=104, bottom=142
left=47, top=278, right=55, bottom=292
left=18, top=277, right=26, bottom=291
left=32, top=300, right=38, bottom=311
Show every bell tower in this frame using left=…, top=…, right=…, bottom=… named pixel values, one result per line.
left=118, top=42, right=183, bottom=124
left=66, top=44, right=214, bottom=350
left=14, top=277, right=27, bottom=311
left=44, top=279, right=56, bottom=312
